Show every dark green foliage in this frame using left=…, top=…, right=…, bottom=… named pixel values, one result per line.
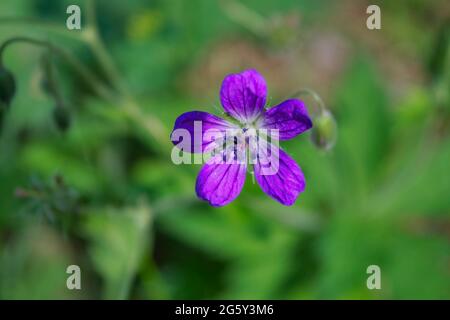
left=52, top=105, right=71, bottom=131
left=0, top=66, right=15, bottom=108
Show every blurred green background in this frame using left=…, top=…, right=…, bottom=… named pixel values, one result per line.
left=0, top=0, right=449, bottom=299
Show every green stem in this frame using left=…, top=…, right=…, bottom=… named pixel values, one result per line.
left=0, top=17, right=82, bottom=41
left=290, top=88, right=326, bottom=115
left=41, top=52, right=64, bottom=105
left=0, top=4, right=170, bottom=152
left=0, top=36, right=115, bottom=102
left=83, top=0, right=169, bottom=146
left=84, top=0, right=129, bottom=98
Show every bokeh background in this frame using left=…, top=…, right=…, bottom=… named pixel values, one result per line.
left=0, top=0, right=449, bottom=299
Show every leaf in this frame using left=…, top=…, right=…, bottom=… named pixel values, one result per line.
left=82, top=202, right=153, bottom=299
left=333, top=56, right=391, bottom=199
left=159, top=203, right=300, bottom=299
left=0, top=222, right=83, bottom=299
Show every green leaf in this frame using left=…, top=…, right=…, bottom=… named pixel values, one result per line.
left=83, top=202, right=153, bottom=299
left=0, top=222, right=83, bottom=299
left=333, top=56, right=391, bottom=199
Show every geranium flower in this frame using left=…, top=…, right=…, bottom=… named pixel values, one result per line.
left=171, top=69, right=312, bottom=207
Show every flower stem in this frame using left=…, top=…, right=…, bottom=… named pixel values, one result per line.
left=0, top=0, right=170, bottom=151
left=0, top=36, right=115, bottom=102
left=290, top=88, right=326, bottom=115
left=83, top=0, right=129, bottom=98
left=0, top=16, right=82, bottom=41
left=83, top=0, right=169, bottom=147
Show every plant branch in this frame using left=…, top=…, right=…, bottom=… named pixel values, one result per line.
left=0, top=36, right=115, bottom=102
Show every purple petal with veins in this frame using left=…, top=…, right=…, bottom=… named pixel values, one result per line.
left=171, top=69, right=313, bottom=207
left=253, top=142, right=305, bottom=206
left=261, top=99, right=312, bottom=140
left=196, top=148, right=247, bottom=207
left=171, top=111, right=235, bottom=153
left=220, top=69, right=267, bottom=124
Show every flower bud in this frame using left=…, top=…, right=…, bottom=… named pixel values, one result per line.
left=39, top=53, right=56, bottom=97
left=310, top=109, right=337, bottom=151
left=53, top=104, right=71, bottom=132
left=0, top=66, right=16, bottom=108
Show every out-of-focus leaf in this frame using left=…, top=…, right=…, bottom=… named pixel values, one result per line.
left=0, top=223, right=83, bottom=299
left=333, top=57, right=391, bottom=199
left=131, top=159, right=193, bottom=197
left=387, top=232, right=450, bottom=299
left=222, top=229, right=297, bottom=299
left=159, top=206, right=263, bottom=259
left=159, top=204, right=302, bottom=299
left=318, top=214, right=393, bottom=299
left=428, top=20, right=450, bottom=78
left=82, top=202, right=153, bottom=299
left=374, top=137, right=450, bottom=215
left=20, top=143, right=102, bottom=194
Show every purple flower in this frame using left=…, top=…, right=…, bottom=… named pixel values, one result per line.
left=171, top=69, right=312, bottom=207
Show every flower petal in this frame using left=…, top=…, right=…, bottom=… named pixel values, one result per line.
left=220, top=69, right=267, bottom=123
left=253, top=142, right=305, bottom=206
left=261, top=99, right=312, bottom=140
left=171, top=111, right=235, bottom=153
left=196, top=149, right=247, bottom=207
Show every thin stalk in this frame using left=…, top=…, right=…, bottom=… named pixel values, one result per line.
left=84, top=0, right=129, bottom=98
left=290, top=88, right=326, bottom=115
left=0, top=17, right=82, bottom=41
left=83, top=0, right=169, bottom=146
left=0, top=36, right=115, bottom=102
